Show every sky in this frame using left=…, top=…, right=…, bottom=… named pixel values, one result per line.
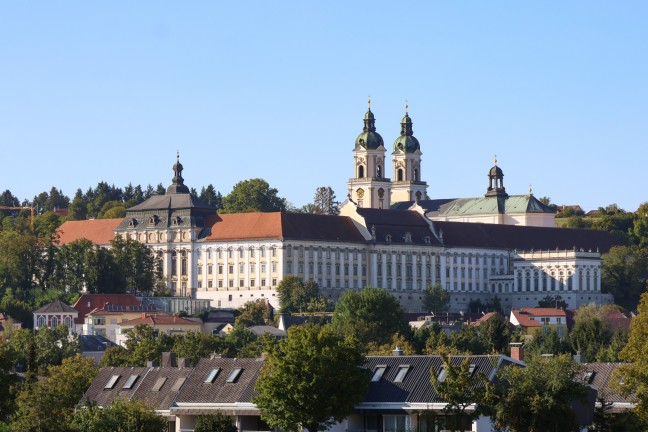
left=1, top=2, right=646, bottom=212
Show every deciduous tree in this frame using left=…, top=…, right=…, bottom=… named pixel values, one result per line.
left=254, top=323, right=369, bottom=432
left=423, top=283, right=450, bottom=314
left=221, top=179, right=287, bottom=213
left=73, top=399, right=167, bottom=432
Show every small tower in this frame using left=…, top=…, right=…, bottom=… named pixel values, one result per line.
left=167, top=152, right=190, bottom=194
left=485, top=156, right=508, bottom=197
left=390, top=101, right=428, bottom=203
left=347, top=98, right=392, bottom=209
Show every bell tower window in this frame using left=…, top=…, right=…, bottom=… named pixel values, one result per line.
left=377, top=165, right=382, bottom=178
left=397, top=169, right=403, bottom=181
left=414, top=168, right=419, bottom=181
left=358, top=165, right=365, bottom=178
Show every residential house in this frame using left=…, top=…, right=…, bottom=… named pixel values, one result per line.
left=581, top=362, right=637, bottom=427
left=116, top=313, right=202, bottom=346
left=509, top=307, right=569, bottom=338
left=72, top=293, right=142, bottom=333
left=84, top=304, right=162, bottom=342
left=79, top=334, right=117, bottom=362
left=33, top=300, right=78, bottom=335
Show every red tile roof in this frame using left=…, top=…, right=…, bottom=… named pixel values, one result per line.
left=57, top=219, right=121, bottom=245
left=519, top=307, right=567, bottom=317
left=73, top=294, right=142, bottom=324
left=203, top=212, right=365, bottom=242
left=510, top=310, right=541, bottom=327
left=119, top=314, right=201, bottom=327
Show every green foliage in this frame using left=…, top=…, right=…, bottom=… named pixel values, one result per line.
left=194, top=413, right=237, bottom=432
left=171, top=331, right=225, bottom=365
left=221, top=178, right=287, bottom=213
left=235, top=299, right=273, bottom=327
left=432, top=355, right=488, bottom=432
left=0, top=340, right=20, bottom=422
left=477, top=312, right=512, bottom=353
left=6, top=326, right=79, bottom=374
left=525, top=327, right=572, bottom=357
left=254, top=323, right=370, bottom=432
left=310, top=186, right=340, bottom=215
left=422, top=283, right=450, bottom=314
left=73, top=399, right=167, bottom=432
left=11, top=355, right=97, bottom=432
left=0, top=230, right=41, bottom=291
left=601, top=245, right=648, bottom=310
left=538, top=294, right=568, bottom=309
left=276, top=276, right=330, bottom=313
left=484, top=354, right=589, bottom=432
left=110, top=235, right=160, bottom=292
left=617, top=292, right=648, bottom=427
left=332, top=287, right=407, bottom=347
left=199, top=185, right=223, bottom=210
left=99, top=345, right=132, bottom=367
left=122, top=325, right=173, bottom=366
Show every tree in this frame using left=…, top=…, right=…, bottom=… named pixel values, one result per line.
left=221, top=179, right=287, bottom=213
left=235, top=299, right=273, bottom=327
left=170, top=331, right=225, bottom=366
left=110, top=235, right=160, bottom=292
left=601, top=245, right=648, bottom=310
left=477, top=312, right=512, bottom=353
left=484, top=354, right=588, bottom=432
left=617, top=291, right=648, bottom=427
left=194, top=413, right=237, bottom=432
left=276, top=276, right=329, bottom=313
left=254, top=323, right=370, bottom=432
left=538, top=294, right=568, bottom=309
left=331, top=287, right=407, bottom=347
left=73, top=399, right=167, bottom=432
left=422, top=284, right=450, bottom=314
left=524, top=327, right=572, bottom=357
left=570, top=305, right=613, bottom=363
left=11, top=355, right=97, bottom=432
left=631, top=202, right=648, bottom=247
left=68, top=189, right=88, bottom=220
left=122, top=324, right=173, bottom=366
left=433, top=354, right=489, bottom=431
left=199, top=185, right=223, bottom=210
left=312, top=186, right=340, bottom=215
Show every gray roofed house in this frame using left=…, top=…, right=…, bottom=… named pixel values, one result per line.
left=33, top=300, right=78, bottom=334
left=247, top=325, right=287, bottom=338
left=79, top=334, right=116, bottom=362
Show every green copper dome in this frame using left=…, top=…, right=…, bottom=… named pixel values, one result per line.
left=393, top=112, right=420, bottom=153
left=355, top=108, right=384, bottom=150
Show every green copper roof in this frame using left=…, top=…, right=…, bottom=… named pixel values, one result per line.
left=393, top=112, right=420, bottom=153
left=356, top=108, right=384, bottom=150
left=428, top=195, right=555, bottom=216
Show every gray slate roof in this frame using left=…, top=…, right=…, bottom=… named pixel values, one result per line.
left=127, top=194, right=214, bottom=212
left=34, top=300, right=78, bottom=314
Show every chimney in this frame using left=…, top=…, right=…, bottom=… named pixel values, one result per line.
left=146, top=360, right=159, bottom=368
left=177, top=357, right=190, bottom=368
left=392, top=346, right=403, bottom=356
left=573, top=352, right=584, bottom=364
left=510, top=342, right=524, bottom=362
left=162, top=352, right=177, bottom=368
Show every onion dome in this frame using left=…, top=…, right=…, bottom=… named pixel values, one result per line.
left=393, top=102, right=420, bottom=153
left=355, top=97, right=385, bottom=150
left=167, top=152, right=190, bottom=194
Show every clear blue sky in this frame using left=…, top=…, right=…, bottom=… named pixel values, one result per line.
left=1, top=2, right=646, bottom=212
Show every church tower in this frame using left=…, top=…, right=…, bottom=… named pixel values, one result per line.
left=347, top=98, right=392, bottom=209
left=485, top=156, right=508, bottom=197
left=390, top=102, right=428, bottom=203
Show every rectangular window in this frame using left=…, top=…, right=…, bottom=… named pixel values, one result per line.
left=123, top=375, right=139, bottom=390
left=239, top=264, right=244, bottom=273
left=371, top=366, right=387, bottom=382
left=229, top=265, right=234, bottom=274
left=250, top=263, right=255, bottom=273
left=394, top=365, right=410, bottom=383
left=226, top=368, right=243, bottom=383
left=198, top=281, right=203, bottom=289
left=218, top=280, right=223, bottom=288
left=239, top=249, right=243, bottom=258
left=171, top=376, right=187, bottom=392
left=261, top=279, right=266, bottom=287
left=272, top=263, right=277, bottom=272
left=104, top=375, right=120, bottom=389
left=151, top=377, right=167, bottom=392
left=239, top=280, right=244, bottom=287
left=272, top=248, right=276, bottom=257
left=208, top=280, right=213, bottom=288
left=250, top=249, right=255, bottom=258
left=261, top=248, right=266, bottom=257
left=198, top=266, right=203, bottom=275
left=229, top=280, right=234, bottom=287
left=251, top=279, right=255, bottom=287
left=204, top=368, right=221, bottom=383
left=218, top=265, right=222, bottom=275
left=272, top=278, right=277, bottom=286
left=261, top=263, right=266, bottom=273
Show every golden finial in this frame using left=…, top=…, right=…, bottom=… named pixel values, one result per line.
left=368, top=95, right=371, bottom=110
left=494, top=154, right=497, bottom=165
left=405, top=99, right=409, bottom=115
left=529, top=184, right=533, bottom=195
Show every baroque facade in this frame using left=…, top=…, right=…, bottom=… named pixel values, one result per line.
left=57, top=107, right=615, bottom=313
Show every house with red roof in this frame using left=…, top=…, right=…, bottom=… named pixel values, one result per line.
left=72, top=293, right=142, bottom=333
left=509, top=307, right=569, bottom=337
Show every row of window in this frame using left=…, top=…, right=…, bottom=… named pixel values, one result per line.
left=197, top=278, right=278, bottom=289
left=197, top=248, right=278, bottom=260
left=198, top=263, right=278, bottom=275
left=286, top=261, right=367, bottom=276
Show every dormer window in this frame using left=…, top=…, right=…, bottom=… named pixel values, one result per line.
left=149, top=215, right=160, bottom=226
left=204, top=368, right=221, bottom=383
left=128, top=219, right=138, bottom=228
left=226, top=368, right=243, bottom=383
left=123, top=374, right=139, bottom=389
left=104, top=375, right=120, bottom=389
left=404, top=232, right=412, bottom=243
left=172, top=216, right=182, bottom=226
left=424, top=236, right=431, bottom=244
left=394, top=365, right=410, bottom=383
left=583, top=371, right=595, bottom=384
left=385, top=234, right=392, bottom=243
left=437, top=367, right=447, bottom=383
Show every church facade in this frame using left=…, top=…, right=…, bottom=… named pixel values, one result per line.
left=57, top=107, right=614, bottom=313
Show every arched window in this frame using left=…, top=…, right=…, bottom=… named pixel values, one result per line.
left=397, top=169, right=404, bottom=181
left=358, top=165, right=365, bottom=178
left=51, top=316, right=58, bottom=328
left=171, top=251, right=177, bottom=276
left=414, top=168, right=419, bottom=181
left=37, top=316, right=45, bottom=328
left=377, top=165, right=382, bottom=178
left=64, top=316, right=72, bottom=329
